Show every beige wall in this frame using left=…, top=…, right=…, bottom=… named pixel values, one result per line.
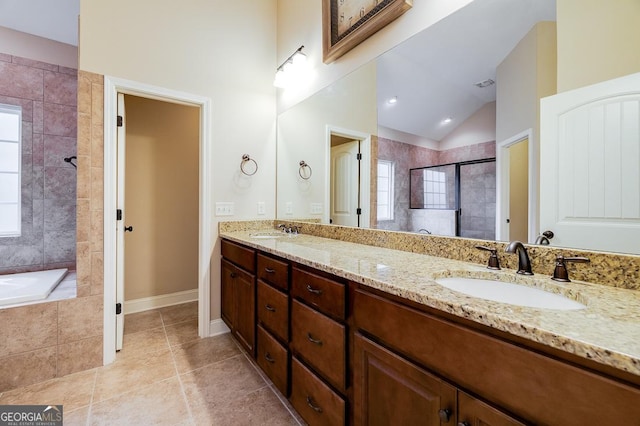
left=557, top=0, right=640, bottom=92
left=440, top=101, right=497, bottom=151
left=124, top=96, right=199, bottom=301
left=496, top=22, right=557, bottom=144
left=0, top=26, right=77, bottom=68
left=509, top=139, right=529, bottom=242
left=79, top=0, right=278, bottom=322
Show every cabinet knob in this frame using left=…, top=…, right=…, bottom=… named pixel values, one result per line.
left=306, top=396, right=323, bottom=413
left=438, top=408, right=452, bottom=422
left=457, top=422, right=470, bottom=426
left=230, top=272, right=237, bottom=278
left=265, top=304, right=276, bottom=312
left=306, top=284, right=323, bottom=295
left=307, top=333, right=323, bottom=346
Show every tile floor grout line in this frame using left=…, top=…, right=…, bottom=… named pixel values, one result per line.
left=164, top=320, right=197, bottom=426
left=84, top=368, right=99, bottom=426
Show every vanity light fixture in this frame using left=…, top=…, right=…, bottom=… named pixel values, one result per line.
left=274, top=45, right=307, bottom=88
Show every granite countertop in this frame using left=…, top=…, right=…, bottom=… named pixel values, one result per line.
left=220, top=229, right=640, bottom=378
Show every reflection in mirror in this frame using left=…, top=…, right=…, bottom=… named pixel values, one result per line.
left=277, top=0, right=555, bottom=240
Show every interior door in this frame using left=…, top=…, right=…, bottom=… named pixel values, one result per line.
left=115, top=93, right=126, bottom=351
left=330, top=140, right=360, bottom=226
left=540, top=72, right=640, bottom=253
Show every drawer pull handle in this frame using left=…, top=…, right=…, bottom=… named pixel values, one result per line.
left=264, top=352, right=275, bottom=363
left=307, top=333, right=323, bottom=346
left=438, top=408, right=452, bottom=422
left=306, top=396, right=323, bottom=413
left=306, top=284, right=323, bottom=295
left=265, top=304, right=276, bottom=312
left=264, top=267, right=275, bottom=274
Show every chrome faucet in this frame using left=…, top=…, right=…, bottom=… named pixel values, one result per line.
left=505, top=241, right=533, bottom=275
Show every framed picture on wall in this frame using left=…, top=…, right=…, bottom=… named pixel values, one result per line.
left=322, top=0, right=412, bottom=63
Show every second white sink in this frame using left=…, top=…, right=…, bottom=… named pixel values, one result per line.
left=434, top=277, right=586, bottom=310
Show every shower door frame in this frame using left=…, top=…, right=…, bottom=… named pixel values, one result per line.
left=103, top=76, right=213, bottom=365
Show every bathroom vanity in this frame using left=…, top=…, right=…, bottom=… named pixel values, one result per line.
left=220, top=227, right=640, bottom=425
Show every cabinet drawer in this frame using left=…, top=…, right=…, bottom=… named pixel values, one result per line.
left=257, top=280, right=289, bottom=342
left=257, top=325, right=289, bottom=397
left=257, top=253, right=289, bottom=291
left=291, top=357, right=346, bottom=426
left=221, top=239, right=255, bottom=273
left=291, top=299, right=345, bottom=391
left=354, top=288, right=640, bottom=425
left=292, top=267, right=345, bottom=321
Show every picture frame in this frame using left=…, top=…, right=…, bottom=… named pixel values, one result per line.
left=322, top=0, right=413, bottom=63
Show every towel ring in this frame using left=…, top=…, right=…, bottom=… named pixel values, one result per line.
left=240, top=154, right=258, bottom=176
left=299, top=160, right=312, bottom=180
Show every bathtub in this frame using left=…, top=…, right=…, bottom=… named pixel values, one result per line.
left=0, top=269, right=69, bottom=307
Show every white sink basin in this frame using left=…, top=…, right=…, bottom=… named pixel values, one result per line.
left=434, top=277, right=586, bottom=310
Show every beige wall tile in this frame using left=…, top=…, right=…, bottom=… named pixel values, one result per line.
left=76, top=155, right=91, bottom=199
left=76, top=199, right=90, bottom=243
left=77, top=113, right=91, bottom=155
left=90, top=166, right=104, bottom=210
left=91, top=124, right=104, bottom=167
left=0, top=303, right=58, bottom=357
left=76, top=284, right=91, bottom=298
left=0, top=347, right=57, bottom=392
left=91, top=83, right=103, bottom=125
left=57, top=336, right=103, bottom=376
left=91, top=251, right=104, bottom=296
left=90, top=209, right=104, bottom=253
left=57, top=295, right=103, bottom=344
left=77, top=75, right=92, bottom=115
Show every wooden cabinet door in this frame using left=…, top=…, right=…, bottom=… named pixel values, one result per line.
left=457, top=391, right=525, bottom=426
left=234, top=265, right=256, bottom=356
left=221, top=259, right=236, bottom=330
left=353, top=333, right=456, bottom=426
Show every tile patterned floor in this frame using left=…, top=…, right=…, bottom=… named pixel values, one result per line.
left=0, top=302, right=303, bottom=425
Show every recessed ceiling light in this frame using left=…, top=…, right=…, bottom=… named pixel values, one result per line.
left=441, top=117, right=453, bottom=125
left=474, top=79, right=495, bottom=88
left=387, top=96, right=398, bottom=104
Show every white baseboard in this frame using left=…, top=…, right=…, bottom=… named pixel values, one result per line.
left=209, top=318, right=230, bottom=336
left=124, top=289, right=198, bottom=314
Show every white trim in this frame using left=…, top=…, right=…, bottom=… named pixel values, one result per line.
left=325, top=125, right=371, bottom=228
left=209, top=319, right=231, bottom=336
left=496, top=128, right=538, bottom=244
left=123, top=289, right=199, bottom=315
left=103, top=76, right=213, bottom=366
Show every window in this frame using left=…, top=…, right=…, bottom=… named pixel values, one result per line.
left=0, top=104, right=21, bottom=237
left=423, top=169, right=447, bottom=209
left=377, top=160, right=394, bottom=221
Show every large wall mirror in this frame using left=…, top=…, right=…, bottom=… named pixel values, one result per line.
left=276, top=0, right=640, bottom=255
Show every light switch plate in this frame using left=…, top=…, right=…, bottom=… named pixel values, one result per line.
left=257, top=202, right=266, bottom=215
left=285, top=202, right=293, bottom=215
left=310, top=203, right=323, bottom=214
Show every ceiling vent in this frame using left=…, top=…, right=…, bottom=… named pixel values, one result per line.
left=474, top=79, right=495, bottom=88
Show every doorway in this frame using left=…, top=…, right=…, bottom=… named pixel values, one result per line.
left=104, top=77, right=212, bottom=365
left=496, top=129, right=537, bottom=243
left=115, top=95, right=199, bottom=349
left=326, top=127, right=371, bottom=228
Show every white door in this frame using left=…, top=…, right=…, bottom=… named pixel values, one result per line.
left=540, top=72, right=640, bottom=254
left=330, top=140, right=360, bottom=226
left=115, top=93, right=126, bottom=350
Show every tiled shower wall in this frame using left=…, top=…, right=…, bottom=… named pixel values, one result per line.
left=0, top=53, right=77, bottom=274
left=0, top=69, right=104, bottom=393
left=376, top=137, right=496, bottom=235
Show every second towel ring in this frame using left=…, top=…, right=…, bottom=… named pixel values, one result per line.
left=240, top=154, right=258, bottom=176
left=299, top=160, right=312, bottom=180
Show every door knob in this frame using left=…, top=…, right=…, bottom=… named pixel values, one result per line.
left=124, top=226, right=133, bottom=232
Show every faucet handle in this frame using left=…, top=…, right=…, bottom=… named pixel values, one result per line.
left=551, top=255, right=590, bottom=282
left=475, top=245, right=501, bottom=270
